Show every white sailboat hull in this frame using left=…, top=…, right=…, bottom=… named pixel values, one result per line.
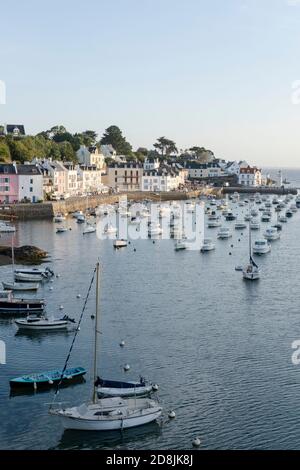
left=56, top=408, right=162, bottom=431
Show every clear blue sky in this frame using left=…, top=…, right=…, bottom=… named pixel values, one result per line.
left=1, top=0, right=300, bottom=166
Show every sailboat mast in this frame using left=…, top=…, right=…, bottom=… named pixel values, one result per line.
left=93, top=262, right=100, bottom=404
left=11, top=235, right=15, bottom=271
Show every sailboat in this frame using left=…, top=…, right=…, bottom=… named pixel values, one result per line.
left=2, top=236, right=39, bottom=291
left=49, top=262, right=162, bottom=431
left=242, top=218, right=260, bottom=281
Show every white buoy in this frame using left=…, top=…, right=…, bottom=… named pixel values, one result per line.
left=120, top=340, right=125, bottom=347
left=49, top=287, right=53, bottom=291
left=56, top=274, right=60, bottom=278
left=50, top=279, right=54, bottom=283
left=76, top=294, right=81, bottom=299
left=192, top=437, right=201, bottom=447
left=124, top=364, right=130, bottom=371
left=168, top=410, right=176, bottom=419
left=59, top=305, right=64, bottom=310
left=152, top=383, right=159, bottom=391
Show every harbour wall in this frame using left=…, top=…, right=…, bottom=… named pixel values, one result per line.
left=222, top=186, right=298, bottom=195
left=0, top=189, right=219, bottom=220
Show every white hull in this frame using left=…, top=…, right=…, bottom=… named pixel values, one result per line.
left=14, top=273, right=44, bottom=282
left=15, top=321, right=68, bottom=331
left=253, top=248, right=270, bottom=255
left=57, top=409, right=162, bottom=431
left=113, top=241, right=127, bottom=248
left=2, top=282, right=39, bottom=291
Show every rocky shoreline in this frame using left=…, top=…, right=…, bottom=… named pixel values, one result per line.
left=0, top=245, right=48, bottom=266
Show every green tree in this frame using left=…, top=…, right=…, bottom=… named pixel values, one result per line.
left=153, top=137, right=178, bottom=158
left=0, top=140, right=11, bottom=162
left=100, top=125, right=132, bottom=155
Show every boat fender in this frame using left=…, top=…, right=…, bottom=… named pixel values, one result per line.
left=124, top=364, right=130, bottom=371
left=33, top=382, right=37, bottom=390
left=48, top=380, right=53, bottom=385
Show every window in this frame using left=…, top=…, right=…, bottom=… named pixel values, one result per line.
left=115, top=170, right=117, bottom=175
left=30, top=179, right=33, bottom=184
left=30, top=187, right=33, bottom=192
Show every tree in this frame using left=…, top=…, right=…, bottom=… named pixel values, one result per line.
left=153, top=137, right=178, bottom=158
left=58, top=141, right=76, bottom=161
left=0, top=140, right=11, bottom=162
left=189, top=146, right=214, bottom=162
left=100, top=125, right=132, bottom=156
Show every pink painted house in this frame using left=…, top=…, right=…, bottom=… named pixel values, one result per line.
left=0, top=163, right=18, bottom=203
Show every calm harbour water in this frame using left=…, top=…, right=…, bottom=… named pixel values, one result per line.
left=1, top=181, right=300, bottom=449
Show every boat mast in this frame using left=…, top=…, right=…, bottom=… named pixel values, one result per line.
left=11, top=235, right=15, bottom=273
left=248, top=210, right=252, bottom=263
left=93, top=261, right=100, bottom=404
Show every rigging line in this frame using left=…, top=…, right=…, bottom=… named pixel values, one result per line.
left=50, top=265, right=97, bottom=406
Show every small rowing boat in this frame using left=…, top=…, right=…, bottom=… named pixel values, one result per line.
left=15, top=314, right=76, bottom=331
left=2, top=281, right=39, bottom=291
left=10, top=366, right=86, bottom=390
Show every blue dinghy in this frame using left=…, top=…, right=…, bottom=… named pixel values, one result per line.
left=10, top=366, right=86, bottom=389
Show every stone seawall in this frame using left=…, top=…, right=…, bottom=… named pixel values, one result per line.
left=0, top=189, right=219, bottom=220
left=222, top=186, right=297, bottom=195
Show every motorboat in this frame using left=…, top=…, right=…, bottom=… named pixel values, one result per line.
left=235, top=221, right=247, bottom=230
left=14, top=267, right=54, bottom=283
left=76, top=214, right=85, bottom=223
left=244, top=214, right=251, bottom=221
left=250, top=219, right=260, bottom=230
left=252, top=239, right=271, bottom=255
left=83, top=224, right=96, bottom=234
left=0, top=222, right=16, bottom=233
left=113, top=239, right=127, bottom=248
left=250, top=209, right=259, bottom=217
left=263, top=227, right=280, bottom=241
left=207, top=219, right=221, bottom=228
left=174, top=240, right=187, bottom=251
left=53, top=214, right=65, bottom=223
left=2, top=281, right=39, bottom=291
left=49, top=262, right=162, bottom=431
left=200, top=238, right=215, bottom=252
left=72, top=210, right=83, bottom=219
left=286, top=209, right=293, bottom=218
left=261, top=212, right=271, bottom=222
left=217, top=227, right=232, bottom=239
left=15, top=314, right=76, bottom=331
left=10, top=367, right=86, bottom=390
left=225, top=211, right=236, bottom=221
left=96, top=377, right=156, bottom=398
left=0, top=290, right=45, bottom=314
left=56, top=226, right=69, bottom=233
left=279, top=215, right=287, bottom=223
left=290, top=204, right=298, bottom=213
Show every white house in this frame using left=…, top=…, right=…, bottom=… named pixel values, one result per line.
left=17, top=164, right=43, bottom=202
left=142, top=164, right=185, bottom=192
left=187, top=161, right=225, bottom=179
left=224, top=160, right=249, bottom=176
left=63, top=162, right=78, bottom=196
left=77, top=165, right=102, bottom=194
left=238, top=166, right=262, bottom=186
left=76, top=145, right=105, bottom=171
left=143, top=158, right=160, bottom=171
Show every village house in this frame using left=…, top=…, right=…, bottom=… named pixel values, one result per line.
left=238, top=166, right=262, bottom=187
left=77, top=165, right=102, bottom=194
left=107, top=162, right=143, bottom=191
left=187, top=161, right=225, bottom=180
left=17, top=164, right=43, bottom=202
left=142, top=163, right=186, bottom=192
left=76, top=145, right=105, bottom=171
left=0, top=163, right=18, bottom=203
left=0, top=124, right=26, bottom=137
